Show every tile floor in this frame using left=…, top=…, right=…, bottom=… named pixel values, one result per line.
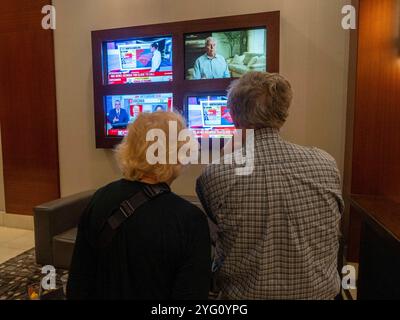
left=0, top=227, right=34, bottom=264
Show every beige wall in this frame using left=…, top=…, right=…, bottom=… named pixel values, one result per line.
left=53, top=0, right=349, bottom=197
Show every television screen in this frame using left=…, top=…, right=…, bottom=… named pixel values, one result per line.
left=186, top=95, right=236, bottom=139
left=105, top=93, right=173, bottom=137
left=105, top=36, right=173, bottom=84
left=185, top=28, right=267, bottom=80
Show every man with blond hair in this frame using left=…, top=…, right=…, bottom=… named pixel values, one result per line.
left=196, top=71, right=344, bottom=300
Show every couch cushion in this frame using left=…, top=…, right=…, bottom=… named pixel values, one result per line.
left=231, top=54, right=245, bottom=65
left=54, top=227, right=77, bottom=243
left=52, top=228, right=77, bottom=269
left=243, top=52, right=260, bottom=65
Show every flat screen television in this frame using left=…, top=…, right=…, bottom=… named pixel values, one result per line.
left=105, top=93, right=173, bottom=137
left=185, top=28, right=267, bottom=80
left=186, top=94, right=236, bottom=139
left=92, top=11, right=279, bottom=148
left=105, top=36, right=173, bottom=84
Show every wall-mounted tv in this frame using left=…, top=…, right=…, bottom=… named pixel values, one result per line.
left=105, top=36, right=173, bottom=84
left=92, top=11, right=279, bottom=148
left=105, top=93, right=173, bottom=137
left=186, top=94, right=236, bottom=139
left=185, top=28, right=267, bottom=80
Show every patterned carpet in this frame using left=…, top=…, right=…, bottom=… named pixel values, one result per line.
left=0, top=249, right=219, bottom=300
left=0, top=249, right=68, bottom=300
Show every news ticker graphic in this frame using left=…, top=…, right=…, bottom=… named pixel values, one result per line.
left=108, top=70, right=173, bottom=84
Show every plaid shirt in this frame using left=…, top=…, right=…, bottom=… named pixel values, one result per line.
left=196, top=128, right=344, bottom=300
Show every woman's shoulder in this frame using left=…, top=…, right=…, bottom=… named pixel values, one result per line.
left=90, top=180, right=206, bottom=222
left=88, top=179, right=139, bottom=208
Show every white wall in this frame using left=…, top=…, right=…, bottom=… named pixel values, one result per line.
left=53, top=0, right=349, bottom=197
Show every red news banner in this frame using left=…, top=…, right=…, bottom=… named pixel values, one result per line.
left=108, top=70, right=173, bottom=84
left=108, top=129, right=128, bottom=136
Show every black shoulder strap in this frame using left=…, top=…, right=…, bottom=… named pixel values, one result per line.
left=96, top=183, right=170, bottom=248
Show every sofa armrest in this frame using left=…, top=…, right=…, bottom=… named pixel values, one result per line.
left=33, top=190, right=95, bottom=266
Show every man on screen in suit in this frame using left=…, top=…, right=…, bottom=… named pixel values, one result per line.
left=108, top=100, right=130, bottom=126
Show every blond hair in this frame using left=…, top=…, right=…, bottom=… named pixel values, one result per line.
left=227, top=71, right=293, bottom=129
left=115, top=111, right=187, bottom=183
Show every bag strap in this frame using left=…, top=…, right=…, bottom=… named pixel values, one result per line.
left=96, top=183, right=170, bottom=248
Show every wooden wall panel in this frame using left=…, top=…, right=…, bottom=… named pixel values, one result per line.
left=346, top=0, right=400, bottom=261
left=343, top=0, right=360, bottom=252
left=0, top=0, right=60, bottom=215
left=352, top=0, right=400, bottom=200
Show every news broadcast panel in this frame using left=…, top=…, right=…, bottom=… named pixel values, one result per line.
left=105, top=93, right=173, bottom=137
left=92, top=12, right=278, bottom=147
left=185, top=28, right=267, bottom=80
left=106, top=36, right=173, bottom=84
left=186, top=95, right=236, bottom=139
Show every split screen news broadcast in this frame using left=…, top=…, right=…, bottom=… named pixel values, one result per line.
left=106, top=36, right=173, bottom=84
left=105, top=93, right=173, bottom=137
left=186, top=95, right=235, bottom=139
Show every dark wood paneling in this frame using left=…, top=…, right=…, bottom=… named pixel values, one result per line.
left=346, top=0, right=400, bottom=261
left=351, top=0, right=400, bottom=199
left=343, top=0, right=360, bottom=258
left=350, top=195, right=400, bottom=299
left=358, top=222, right=400, bottom=300
left=351, top=195, right=400, bottom=242
left=0, top=0, right=60, bottom=215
